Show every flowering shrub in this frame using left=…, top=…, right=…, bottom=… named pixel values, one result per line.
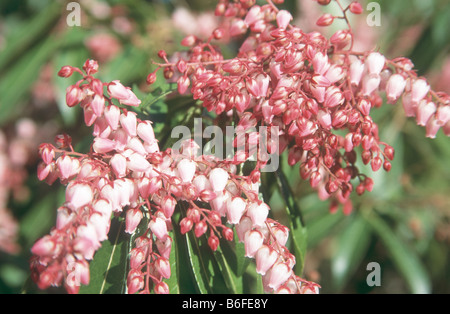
left=27, top=0, right=450, bottom=294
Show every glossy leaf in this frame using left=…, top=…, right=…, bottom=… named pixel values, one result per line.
left=365, top=212, right=432, bottom=294
left=79, top=219, right=129, bottom=294
left=275, top=169, right=307, bottom=275
left=331, top=215, right=372, bottom=291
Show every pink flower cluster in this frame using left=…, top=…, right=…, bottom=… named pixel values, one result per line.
left=0, top=118, right=46, bottom=254
left=31, top=59, right=317, bottom=294
left=150, top=0, right=450, bottom=214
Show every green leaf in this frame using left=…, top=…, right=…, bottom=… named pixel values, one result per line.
left=365, top=212, right=431, bottom=294
left=79, top=219, right=129, bottom=294
left=166, top=228, right=180, bottom=294
left=0, top=1, right=62, bottom=72
left=184, top=231, right=228, bottom=293
left=331, top=215, right=372, bottom=291
left=306, top=210, right=345, bottom=248
left=274, top=169, right=307, bottom=275
left=0, top=27, right=86, bottom=126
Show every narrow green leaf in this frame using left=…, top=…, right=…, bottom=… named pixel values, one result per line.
left=306, top=211, right=345, bottom=248
left=184, top=232, right=212, bottom=294
left=79, top=219, right=129, bottom=294
left=212, top=245, right=242, bottom=294
left=365, top=212, right=431, bottom=294
left=0, top=1, right=62, bottom=72
left=166, top=229, right=180, bottom=294
left=275, top=169, right=307, bottom=275
left=331, top=215, right=372, bottom=291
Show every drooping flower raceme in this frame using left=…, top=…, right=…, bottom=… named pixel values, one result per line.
left=150, top=0, right=450, bottom=215
left=31, top=0, right=450, bottom=295
left=31, top=59, right=318, bottom=294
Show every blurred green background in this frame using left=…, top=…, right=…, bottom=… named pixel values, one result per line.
left=0, top=0, right=449, bottom=294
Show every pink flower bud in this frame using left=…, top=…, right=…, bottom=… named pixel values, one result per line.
left=110, top=153, right=127, bottom=178
left=244, top=5, right=262, bottom=26
left=104, top=105, right=121, bottom=130
left=362, top=73, right=381, bottom=96
left=244, top=230, right=264, bottom=258
left=385, top=74, right=406, bottom=104
left=349, top=59, right=365, bottom=86
left=268, top=262, right=292, bottom=290
left=247, top=74, right=270, bottom=98
left=180, top=217, right=194, bottom=234
left=66, top=85, right=83, bottom=107
left=309, top=171, right=322, bottom=188
left=83, top=106, right=97, bottom=127
left=411, top=79, right=430, bottom=104
left=349, top=1, right=363, bottom=14
left=192, top=174, right=211, bottom=192
left=149, top=217, right=168, bottom=241
left=316, top=13, right=334, bottom=27
left=129, top=248, right=146, bottom=269
left=161, top=195, right=177, bottom=218
left=229, top=19, right=248, bottom=37
left=156, top=237, right=172, bottom=260
left=226, top=197, right=247, bottom=224
left=181, top=34, right=197, bottom=47
left=330, top=29, right=352, bottom=50
left=58, top=66, right=74, bottom=78
left=365, top=52, right=385, bottom=75
left=155, top=257, right=171, bottom=279
left=324, top=87, right=344, bottom=108
left=127, top=152, right=151, bottom=172
left=402, top=92, right=417, bottom=117
left=177, top=159, right=197, bottom=183
left=276, top=10, right=292, bottom=29
left=443, top=121, right=450, bottom=136
left=91, top=94, right=105, bottom=117
left=65, top=182, right=93, bottom=209
left=209, top=168, right=229, bottom=192
left=436, top=105, right=450, bottom=125
left=416, top=101, right=436, bottom=126
left=120, top=111, right=137, bottom=137
left=208, top=235, right=220, bottom=251
left=137, top=121, right=156, bottom=144
left=222, top=227, right=234, bottom=241
left=235, top=216, right=253, bottom=242
left=154, top=281, right=169, bottom=294
left=344, top=133, right=354, bottom=152
left=358, top=99, right=372, bottom=116
left=255, top=245, right=278, bottom=275
left=125, top=208, right=143, bottom=234
left=247, top=202, right=269, bottom=227
left=312, top=52, right=330, bottom=76
left=127, top=270, right=144, bottom=294
left=100, top=184, right=121, bottom=212
left=300, top=284, right=320, bottom=294
left=108, top=80, right=141, bottom=107
left=325, top=65, right=344, bottom=84
left=57, top=155, right=80, bottom=180
left=31, top=235, right=55, bottom=257
left=177, top=76, right=190, bottom=95
left=194, top=220, right=208, bottom=238
left=93, top=137, right=116, bottom=154
left=273, top=226, right=289, bottom=247
left=426, top=116, right=441, bottom=139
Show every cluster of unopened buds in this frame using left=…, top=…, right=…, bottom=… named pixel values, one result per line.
left=31, top=58, right=318, bottom=294
left=149, top=0, right=450, bottom=214
left=30, top=0, right=449, bottom=294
